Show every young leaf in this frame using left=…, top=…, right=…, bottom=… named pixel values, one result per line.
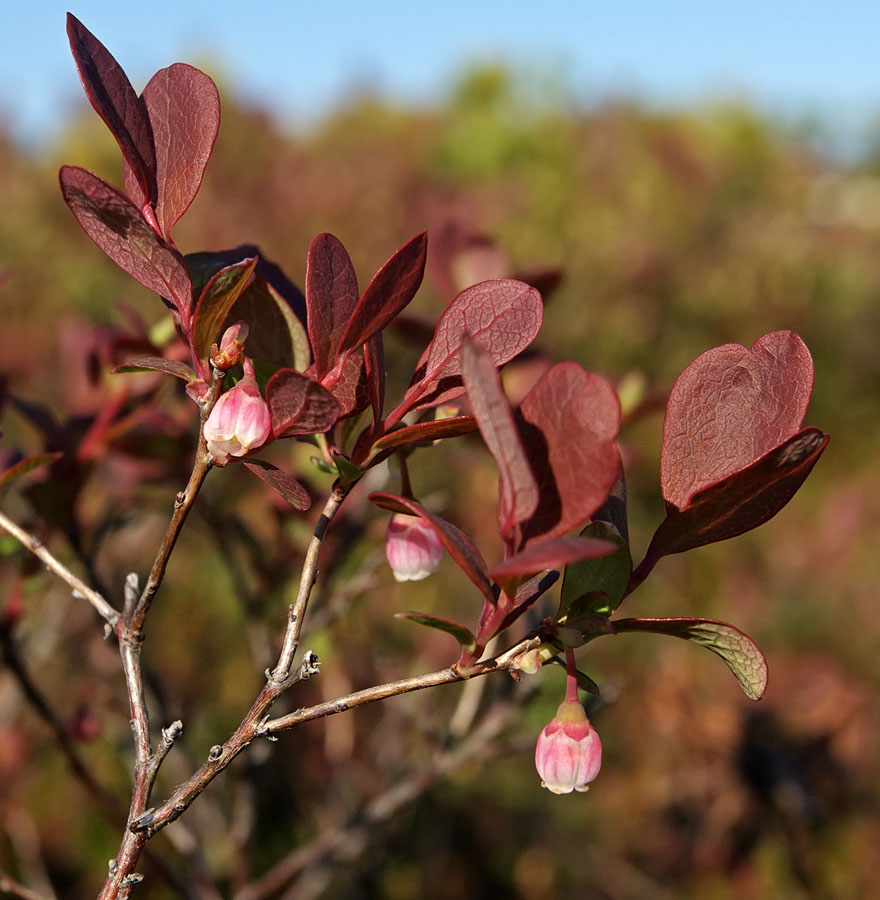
left=516, top=362, right=621, bottom=547
left=266, top=369, right=339, bottom=437
left=613, top=617, right=769, bottom=700
left=662, top=331, right=814, bottom=510
left=460, top=338, right=538, bottom=543
left=112, top=356, right=195, bottom=381
left=59, top=166, right=191, bottom=315
left=191, top=257, right=258, bottom=365
left=369, top=491, right=495, bottom=603
left=369, top=416, right=478, bottom=454
left=394, top=612, right=477, bottom=653
left=305, top=233, right=359, bottom=378
left=645, top=427, right=828, bottom=562
left=335, top=232, right=427, bottom=357
left=243, top=460, right=311, bottom=510
left=122, top=64, right=220, bottom=239
left=392, top=279, right=543, bottom=421
left=488, top=536, right=614, bottom=588
left=66, top=14, right=156, bottom=204
left=559, top=522, right=632, bottom=618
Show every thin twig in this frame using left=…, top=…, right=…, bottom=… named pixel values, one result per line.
left=0, top=509, right=118, bottom=626
left=0, top=867, right=51, bottom=900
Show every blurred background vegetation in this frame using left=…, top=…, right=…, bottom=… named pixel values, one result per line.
left=1, top=64, right=879, bottom=898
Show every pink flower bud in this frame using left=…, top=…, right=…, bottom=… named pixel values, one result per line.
left=385, top=514, right=443, bottom=582
left=535, top=698, right=602, bottom=794
left=203, top=359, right=271, bottom=464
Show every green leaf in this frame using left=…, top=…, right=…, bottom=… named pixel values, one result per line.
left=560, top=521, right=632, bottom=617
left=395, top=611, right=476, bottom=652
left=613, top=617, right=768, bottom=700
left=191, top=256, right=258, bottom=365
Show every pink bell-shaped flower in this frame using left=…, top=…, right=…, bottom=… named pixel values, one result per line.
left=385, top=513, right=443, bottom=582
left=203, top=358, right=271, bottom=464
left=535, top=648, right=602, bottom=794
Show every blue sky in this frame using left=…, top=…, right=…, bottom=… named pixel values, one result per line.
left=4, top=1, right=880, bottom=149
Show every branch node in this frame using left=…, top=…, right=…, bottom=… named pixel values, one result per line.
left=208, top=744, right=223, bottom=761
left=121, top=873, right=145, bottom=886
left=130, top=808, right=155, bottom=831
left=161, top=720, right=184, bottom=745
left=108, top=859, right=118, bottom=874
left=256, top=714, right=278, bottom=741
left=103, top=623, right=113, bottom=640
left=299, top=650, right=320, bottom=680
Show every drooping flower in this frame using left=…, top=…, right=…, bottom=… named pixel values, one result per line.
left=535, top=647, right=602, bottom=794
left=535, top=697, right=602, bottom=794
left=203, top=358, right=271, bottom=464
left=385, top=513, right=443, bottom=582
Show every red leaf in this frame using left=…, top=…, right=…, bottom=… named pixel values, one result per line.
left=0, top=452, right=63, bottom=493
left=335, top=232, right=427, bottom=357
left=646, top=427, right=828, bottom=561
left=662, top=330, right=814, bottom=510
left=516, top=362, right=621, bottom=547
left=243, top=460, right=311, bottom=510
left=123, top=64, right=220, bottom=239
left=60, top=166, right=191, bottom=315
left=324, top=352, right=370, bottom=419
left=266, top=369, right=339, bottom=437
left=370, top=416, right=478, bottom=453
left=369, top=492, right=494, bottom=603
left=66, top=14, right=156, bottom=203
left=391, top=279, right=542, bottom=423
left=488, top=536, right=614, bottom=587
left=460, top=339, right=538, bottom=543
left=191, top=257, right=258, bottom=365
left=364, top=333, right=385, bottom=426
left=305, top=233, right=359, bottom=378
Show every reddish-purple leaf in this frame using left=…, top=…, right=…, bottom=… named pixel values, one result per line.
left=66, top=14, right=156, bottom=203
left=613, top=617, right=768, bottom=699
left=191, top=257, right=258, bottom=365
left=516, top=362, right=621, bottom=548
left=364, top=333, right=385, bottom=426
left=266, top=369, right=339, bottom=437
left=112, top=356, right=195, bottom=381
left=60, top=166, right=191, bottom=315
left=0, top=452, right=63, bottom=493
left=370, top=416, right=478, bottom=453
left=305, top=233, right=359, bottom=378
left=243, top=460, right=311, bottom=510
left=335, top=232, right=427, bottom=357
left=662, top=330, right=814, bottom=510
left=323, top=352, right=370, bottom=419
left=646, top=427, right=828, bottom=562
left=391, top=279, right=543, bottom=423
left=394, top=612, right=476, bottom=652
left=488, top=536, right=614, bottom=588
left=460, top=339, right=538, bottom=543
left=123, top=64, right=220, bottom=239
left=369, top=491, right=495, bottom=602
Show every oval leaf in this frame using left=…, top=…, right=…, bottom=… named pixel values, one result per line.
left=125, top=64, right=220, bottom=239
left=394, top=611, right=476, bottom=653
left=306, top=233, right=359, bottom=378
left=66, top=14, right=156, bottom=203
left=336, top=232, right=427, bottom=357
left=662, top=331, right=814, bottom=510
left=60, top=166, right=191, bottom=314
left=489, top=536, right=614, bottom=588
left=370, top=416, right=478, bottom=454
left=191, top=257, right=258, bottom=365
left=112, top=356, right=195, bottom=381
left=243, top=460, right=311, bottom=510
left=516, top=362, right=621, bottom=548
left=613, top=617, right=768, bottom=700
left=645, top=427, right=828, bottom=562
left=266, top=369, right=339, bottom=437
left=0, top=452, right=63, bottom=493
left=460, top=338, right=538, bottom=543
left=394, top=278, right=543, bottom=421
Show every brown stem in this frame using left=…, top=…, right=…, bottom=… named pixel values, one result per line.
left=0, top=509, right=118, bottom=626
left=270, top=482, right=349, bottom=681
